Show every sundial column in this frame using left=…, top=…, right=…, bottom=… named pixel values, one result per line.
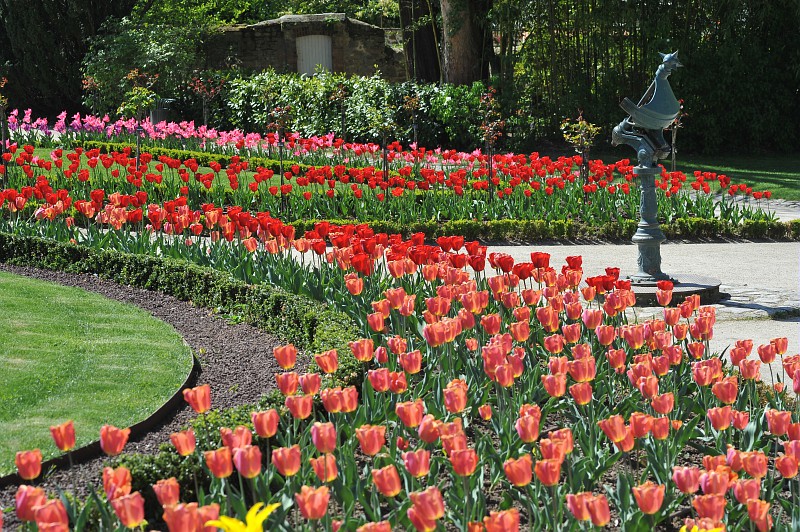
left=630, top=164, right=670, bottom=283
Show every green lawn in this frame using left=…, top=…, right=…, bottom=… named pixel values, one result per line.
left=0, top=271, right=193, bottom=475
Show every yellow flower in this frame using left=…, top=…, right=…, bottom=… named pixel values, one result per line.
left=679, top=526, right=725, bottom=532
left=205, top=502, right=281, bottom=532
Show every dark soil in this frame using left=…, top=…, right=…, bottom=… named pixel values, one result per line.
left=0, top=264, right=288, bottom=524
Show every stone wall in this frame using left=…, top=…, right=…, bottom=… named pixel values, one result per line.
left=206, top=13, right=406, bottom=82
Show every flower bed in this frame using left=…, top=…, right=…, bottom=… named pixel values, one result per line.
left=2, top=208, right=799, bottom=530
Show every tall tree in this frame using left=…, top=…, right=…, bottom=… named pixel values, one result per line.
left=399, top=0, right=441, bottom=82
left=0, top=0, right=136, bottom=113
left=439, top=0, right=492, bottom=84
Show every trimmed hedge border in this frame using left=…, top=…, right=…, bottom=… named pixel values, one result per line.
left=78, top=140, right=311, bottom=175
left=0, top=232, right=361, bottom=494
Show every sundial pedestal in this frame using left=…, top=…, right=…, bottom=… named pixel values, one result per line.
left=629, top=165, right=671, bottom=284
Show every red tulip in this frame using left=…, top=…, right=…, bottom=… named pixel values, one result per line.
left=515, top=414, right=540, bottom=443
left=272, top=445, right=301, bottom=476
left=111, top=491, right=146, bottom=528
left=15, top=449, right=42, bottom=480
left=503, top=454, right=533, bottom=486
left=251, top=409, right=279, bottom=438
left=295, top=485, right=330, bottom=520
left=153, top=477, right=180, bottom=507
left=372, top=464, right=402, bottom=497
left=100, top=425, right=130, bottom=456
left=273, top=344, right=298, bottom=369
left=103, top=466, right=132, bottom=500
left=276, top=371, right=300, bottom=395
left=310, top=422, right=337, bottom=454
left=49, top=420, right=76, bottom=452
left=183, top=384, right=211, bottom=414
left=310, top=453, right=338, bottom=482
left=699, top=468, right=729, bottom=495
left=632, top=481, right=664, bottom=514
left=15, top=485, right=46, bottom=522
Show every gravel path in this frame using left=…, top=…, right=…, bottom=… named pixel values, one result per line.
left=0, top=264, right=288, bottom=521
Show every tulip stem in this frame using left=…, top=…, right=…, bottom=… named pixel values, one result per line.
left=462, top=475, right=471, bottom=526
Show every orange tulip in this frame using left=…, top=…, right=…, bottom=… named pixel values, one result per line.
left=183, top=384, right=211, bottom=414
left=741, top=451, right=768, bottom=479
left=630, top=412, right=653, bottom=439
left=403, top=449, right=431, bottom=478
left=766, top=409, right=791, bottom=436
left=233, top=445, right=262, bottom=478
left=569, top=382, right=592, bottom=405
left=418, top=415, right=441, bottom=444
left=567, top=357, right=596, bottom=382
left=350, top=338, right=375, bottom=362
left=163, top=502, right=199, bottom=531
left=153, top=477, right=180, bottom=507
left=310, top=454, right=338, bottom=482
left=356, top=424, right=386, bottom=456
left=111, top=491, right=146, bottom=528
left=733, top=478, right=761, bottom=504
left=15, top=485, right=46, bottom=522
left=295, top=485, right=330, bottom=520
left=450, top=448, right=478, bottom=476
left=272, top=445, right=302, bottom=476
left=651, top=393, right=674, bottom=415
left=49, top=420, right=76, bottom=452
left=399, top=349, right=422, bottom=374
left=34, top=499, right=69, bottom=531
left=534, top=458, right=561, bottom=486
left=273, top=344, right=298, bottom=369
left=699, top=468, right=730, bottom=495
left=598, top=415, right=627, bottom=443
left=651, top=417, right=670, bottom=439
left=315, top=349, right=339, bottom=373
left=276, top=371, right=300, bottom=395
left=566, top=492, right=591, bottom=521
left=15, top=449, right=42, bottom=480
left=672, top=466, right=700, bottom=494
left=757, top=343, right=776, bottom=364
left=443, top=379, right=468, bottom=413
left=310, top=422, right=338, bottom=454
left=707, top=406, right=732, bottom=431
left=739, top=359, right=761, bottom=380
left=483, top=508, right=520, bottom=532
left=204, top=447, right=233, bottom=479
left=410, top=486, right=445, bottom=521
left=747, top=499, right=773, bottom=532
left=771, top=337, right=788, bottom=355
left=479, top=404, right=493, bottom=420
left=100, top=424, right=130, bottom=456
left=692, top=494, right=726, bottom=522
left=632, top=481, right=664, bottom=514
left=509, top=320, right=530, bottom=342
left=389, top=371, right=408, bottom=393
left=251, top=409, right=279, bottom=438
left=372, top=464, right=402, bottom=497
left=285, top=394, right=314, bottom=419
left=408, top=506, right=437, bottom=532
left=300, top=373, right=322, bottom=395
left=503, top=454, right=533, bottom=486
left=480, top=313, right=502, bottom=335
left=170, top=429, right=196, bottom=456
left=395, top=399, right=425, bottom=428
left=732, top=410, right=750, bottom=430
left=358, top=521, right=392, bottom=532
left=586, top=494, right=611, bottom=526
left=103, top=466, right=132, bottom=500
left=712, top=376, right=738, bottom=404
left=515, top=414, right=540, bottom=443
left=345, top=274, right=364, bottom=295
left=776, top=454, right=798, bottom=478
left=220, top=425, right=252, bottom=450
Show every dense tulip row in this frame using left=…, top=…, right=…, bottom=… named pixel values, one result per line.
left=0, top=139, right=774, bottom=226
left=6, top=196, right=800, bottom=530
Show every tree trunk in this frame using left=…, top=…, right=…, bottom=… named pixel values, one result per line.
left=399, top=0, right=441, bottom=82
left=439, top=0, right=490, bottom=85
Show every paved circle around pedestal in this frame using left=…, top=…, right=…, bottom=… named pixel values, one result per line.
left=631, top=273, right=722, bottom=306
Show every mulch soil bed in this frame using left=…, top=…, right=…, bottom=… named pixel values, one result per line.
left=0, top=264, right=287, bottom=523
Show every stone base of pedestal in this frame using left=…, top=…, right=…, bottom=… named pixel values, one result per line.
left=629, top=274, right=722, bottom=307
